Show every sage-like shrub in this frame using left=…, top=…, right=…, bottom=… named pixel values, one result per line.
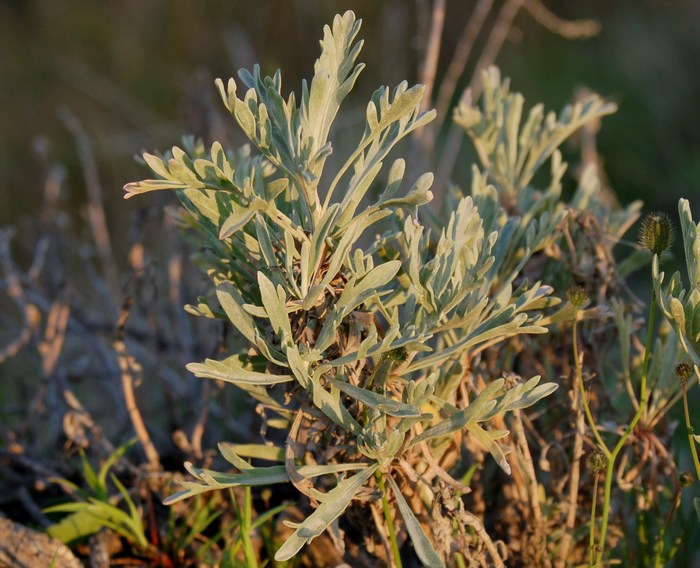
left=125, top=11, right=700, bottom=567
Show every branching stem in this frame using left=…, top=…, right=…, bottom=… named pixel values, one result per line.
left=594, top=294, right=656, bottom=566
left=682, top=378, right=700, bottom=481
left=589, top=474, right=599, bottom=566
left=573, top=318, right=610, bottom=457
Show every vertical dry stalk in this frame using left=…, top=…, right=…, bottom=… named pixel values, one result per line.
left=114, top=301, right=161, bottom=471
left=417, top=0, right=446, bottom=119
left=434, top=0, right=494, bottom=122
left=411, top=0, right=446, bottom=180
left=462, top=510, right=506, bottom=568
left=39, top=301, right=71, bottom=378
left=189, top=379, right=210, bottom=460
left=17, top=300, right=71, bottom=438
left=556, top=379, right=585, bottom=566
left=469, top=0, right=527, bottom=99
left=60, top=109, right=120, bottom=303
left=0, top=230, right=37, bottom=363
left=523, top=0, right=600, bottom=39
left=435, top=0, right=526, bottom=195
left=512, top=409, right=548, bottom=566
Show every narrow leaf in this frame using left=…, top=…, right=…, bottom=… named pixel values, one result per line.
left=386, top=475, right=445, bottom=568
left=330, top=378, right=420, bottom=417
left=186, top=358, right=293, bottom=385
left=275, top=464, right=378, bottom=561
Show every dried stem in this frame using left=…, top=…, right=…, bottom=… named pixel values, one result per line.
left=512, top=409, right=548, bottom=565
left=59, top=109, right=120, bottom=303
left=523, top=0, right=600, bottom=39
left=285, top=404, right=315, bottom=500
left=435, top=0, right=525, bottom=195
left=418, top=0, right=445, bottom=117
left=114, top=300, right=161, bottom=471
left=0, top=230, right=38, bottom=364
left=434, top=0, right=494, bottom=122
left=462, top=510, right=506, bottom=568
left=573, top=318, right=610, bottom=457
left=556, top=380, right=585, bottom=566
left=190, top=379, right=210, bottom=460
left=469, top=0, right=526, bottom=102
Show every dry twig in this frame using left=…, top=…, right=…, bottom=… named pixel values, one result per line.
left=114, top=299, right=162, bottom=471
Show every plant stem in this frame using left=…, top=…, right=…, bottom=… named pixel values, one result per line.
left=594, top=294, right=657, bottom=566
left=682, top=378, right=700, bottom=481
left=231, top=487, right=258, bottom=568
left=589, top=474, right=599, bottom=567
left=376, top=470, right=403, bottom=568
left=557, top=387, right=584, bottom=567
left=573, top=318, right=610, bottom=456
left=652, top=484, right=682, bottom=568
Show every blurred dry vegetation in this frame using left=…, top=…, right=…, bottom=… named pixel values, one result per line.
left=1, top=1, right=700, bottom=566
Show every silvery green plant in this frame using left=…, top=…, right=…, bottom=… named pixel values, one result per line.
left=653, top=200, right=700, bottom=517
left=121, top=11, right=649, bottom=565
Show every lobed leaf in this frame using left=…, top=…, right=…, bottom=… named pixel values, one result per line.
left=274, top=464, right=378, bottom=561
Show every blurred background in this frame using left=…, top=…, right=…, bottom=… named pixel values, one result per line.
left=1, top=0, right=699, bottom=239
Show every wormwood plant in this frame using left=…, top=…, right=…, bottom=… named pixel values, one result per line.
left=124, top=10, right=699, bottom=567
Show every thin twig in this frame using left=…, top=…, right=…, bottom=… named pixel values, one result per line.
left=418, top=0, right=446, bottom=118
left=471, top=0, right=526, bottom=102
left=18, top=300, right=71, bottom=438
left=59, top=109, right=120, bottom=303
left=434, top=0, right=494, bottom=123
left=512, top=409, right=548, bottom=566
left=369, top=500, right=394, bottom=566
left=411, top=0, right=446, bottom=184
left=39, top=301, right=71, bottom=378
left=114, top=299, right=161, bottom=471
left=190, top=379, right=210, bottom=460
left=17, top=486, right=52, bottom=528
left=435, top=0, right=526, bottom=194
left=523, top=0, right=600, bottom=39
left=556, top=377, right=585, bottom=566
left=462, top=510, right=506, bottom=568
left=0, top=230, right=38, bottom=364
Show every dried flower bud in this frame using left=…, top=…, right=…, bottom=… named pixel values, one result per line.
left=586, top=450, right=608, bottom=473
left=566, top=285, right=589, bottom=310
left=679, top=472, right=695, bottom=488
left=676, top=362, right=694, bottom=383
left=638, top=212, right=674, bottom=255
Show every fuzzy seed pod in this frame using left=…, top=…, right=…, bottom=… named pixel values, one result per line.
left=566, top=285, right=589, bottom=310
left=638, top=212, right=674, bottom=255
left=586, top=450, right=608, bottom=473
left=675, top=362, right=694, bottom=382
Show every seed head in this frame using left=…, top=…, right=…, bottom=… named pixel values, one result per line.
left=675, top=362, right=694, bottom=383
left=566, top=285, right=589, bottom=310
left=679, top=472, right=695, bottom=489
left=387, top=347, right=408, bottom=364
left=586, top=450, right=608, bottom=474
left=638, top=212, right=674, bottom=256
